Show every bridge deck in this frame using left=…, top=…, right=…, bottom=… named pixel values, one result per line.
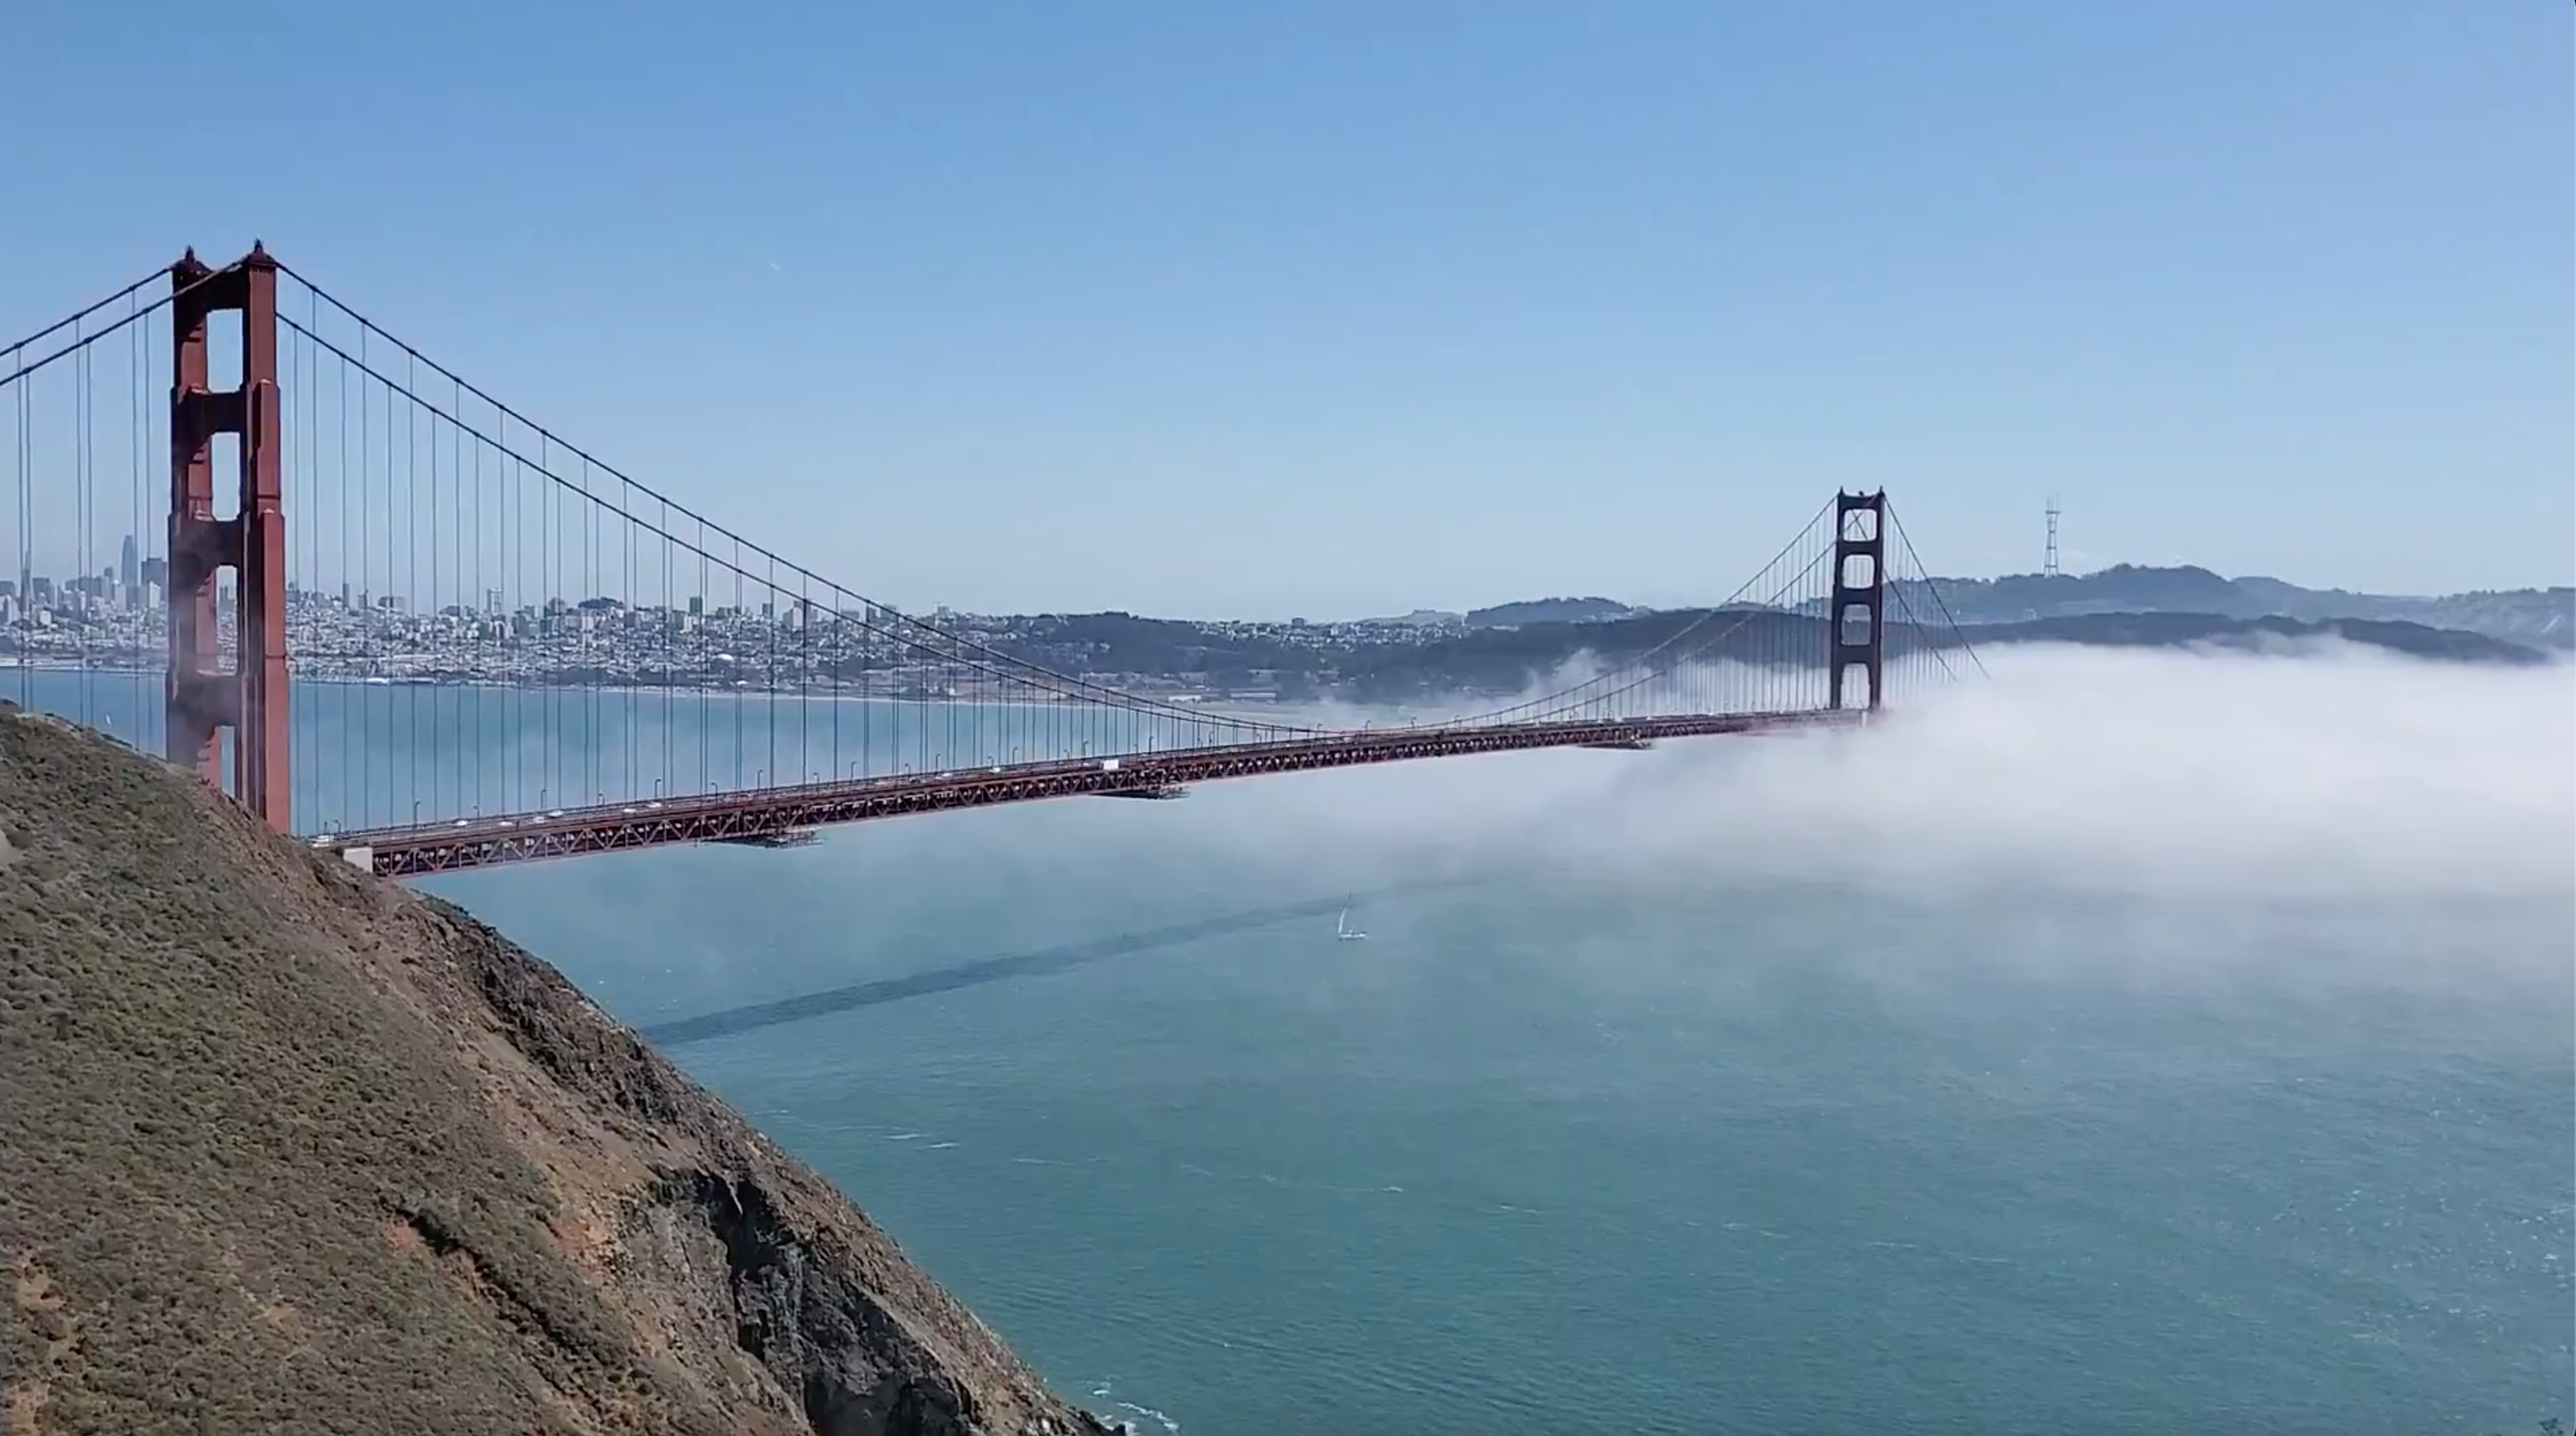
left=320, top=708, right=1860, bottom=877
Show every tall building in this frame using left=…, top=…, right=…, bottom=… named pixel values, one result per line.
left=120, top=534, right=140, bottom=594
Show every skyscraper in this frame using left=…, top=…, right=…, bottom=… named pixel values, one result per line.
left=121, top=534, right=140, bottom=594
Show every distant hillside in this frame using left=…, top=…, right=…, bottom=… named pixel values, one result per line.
left=1400, top=567, right=2573, bottom=650
left=1952, top=611, right=2551, bottom=667
left=1898, top=565, right=2574, bottom=650
left=978, top=596, right=2551, bottom=706
left=1323, top=607, right=2548, bottom=701
left=1357, top=608, right=1465, bottom=629
left=1463, top=596, right=1637, bottom=628
left=0, top=703, right=1108, bottom=1436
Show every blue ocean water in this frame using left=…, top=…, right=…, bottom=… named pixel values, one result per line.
left=18, top=671, right=2572, bottom=1434
left=443, top=797, right=2571, bottom=1435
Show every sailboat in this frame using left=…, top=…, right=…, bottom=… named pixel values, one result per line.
left=1334, top=906, right=1367, bottom=941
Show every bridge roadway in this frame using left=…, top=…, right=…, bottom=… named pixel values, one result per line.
left=320, top=707, right=1862, bottom=878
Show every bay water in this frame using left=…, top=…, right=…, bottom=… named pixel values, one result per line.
left=16, top=658, right=2572, bottom=1434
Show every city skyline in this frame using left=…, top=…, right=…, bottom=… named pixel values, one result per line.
left=5, top=508, right=2568, bottom=636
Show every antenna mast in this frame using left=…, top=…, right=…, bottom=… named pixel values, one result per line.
left=2044, top=494, right=2061, bottom=578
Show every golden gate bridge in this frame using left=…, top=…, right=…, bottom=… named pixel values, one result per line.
left=2, top=246, right=1980, bottom=877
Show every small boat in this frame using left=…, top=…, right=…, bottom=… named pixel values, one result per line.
left=1335, top=906, right=1367, bottom=942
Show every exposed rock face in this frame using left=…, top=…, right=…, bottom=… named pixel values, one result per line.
left=0, top=703, right=1109, bottom=1436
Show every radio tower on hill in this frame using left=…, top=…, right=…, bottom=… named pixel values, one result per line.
left=2044, top=495, right=2062, bottom=578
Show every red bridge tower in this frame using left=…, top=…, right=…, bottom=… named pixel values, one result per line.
left=166, top=245, right=290, bottom=830
left=1829, top=488, right=1886, bottom=711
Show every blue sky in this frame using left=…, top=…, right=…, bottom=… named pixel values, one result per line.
left=5, top=1, right=2567, bottom=617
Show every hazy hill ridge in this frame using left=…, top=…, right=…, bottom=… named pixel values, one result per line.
left=959, top=567, right=2564, bottom=702
left=1896, top=565, right=2571, bottom=649
left=1439, top=567, right=2571, bottom=647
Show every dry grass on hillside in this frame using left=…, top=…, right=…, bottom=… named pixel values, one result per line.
left=0, top=703, right=1104, bottom=1436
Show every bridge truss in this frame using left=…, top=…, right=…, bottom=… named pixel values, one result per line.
left=2, top=247, right=1981, bottom=875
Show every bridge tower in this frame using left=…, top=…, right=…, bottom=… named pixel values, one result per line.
left=167, top=244, right=290, bottom=830
left=1828, top=488, right=1886, bottom=711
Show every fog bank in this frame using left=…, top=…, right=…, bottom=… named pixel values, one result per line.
left=1206, top=642, right=2576, bottom=903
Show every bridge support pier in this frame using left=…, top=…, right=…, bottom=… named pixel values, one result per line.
left=167, top=244, right=290, bottom=831
left=1829, top=489, right=1886, bottom=712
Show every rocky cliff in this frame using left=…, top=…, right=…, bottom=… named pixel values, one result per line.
left=0, top=701, right=1109, bottom=1436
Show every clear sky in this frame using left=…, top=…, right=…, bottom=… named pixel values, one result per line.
left=4, top=1, right=2567, bottom=618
